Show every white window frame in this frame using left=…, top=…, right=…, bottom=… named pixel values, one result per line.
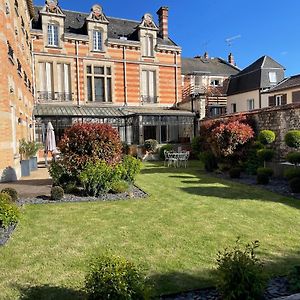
left=210, top=79, right=222, bottom=87
left=144, top=34, right=154, bottom=57
left=275, top=95, right=282, bottom=106
left=141, top=69, right=157, bottom=103
left=47, top=24, right=59, bottom=47
left=247, top=98, right=255, bottom=111
left=269, top=72, right=277, bottom=83
left=93, top=30, right=103, bottom=51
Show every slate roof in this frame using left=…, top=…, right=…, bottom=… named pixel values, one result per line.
left=182, top=57, right=240, bottom=76
left=32, top=6, right=177, bottom=46
left=266, top=74, right=300, bottom=93
left=227, top=56, right=285, bottom=95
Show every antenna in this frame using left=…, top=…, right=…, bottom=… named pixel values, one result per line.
left=225, top=34, right=241, bottom=47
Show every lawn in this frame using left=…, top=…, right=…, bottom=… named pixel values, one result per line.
left=1, top=161, right=300, bottom=299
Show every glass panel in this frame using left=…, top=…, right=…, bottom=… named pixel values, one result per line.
left=94, top=77, right=105, bottom=101
left=161, top=125, right=167, bottom=143
left=94, top=66, right=104, bottom=75
left=87, top=76, right=92, bottom=101
left=144, top=126, right=156, bottom=140
left=106, top=67, right=111, bottom=75
left=87, top=66, right=92, bottom=74
left=107, top=78, right=112, bottom=102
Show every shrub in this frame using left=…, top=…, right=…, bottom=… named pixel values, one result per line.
left=0, top=193, right=20, bottom=228
left=200, top=151, right=218, bottom=172
left=258, top=130, right=276, bottom=145
left=191, top=136, right=202, bottom=155
left=244, top=142, right=264, bottom=175
left=80, top=161, right=113, bottom=196
left=257, top=149, right=274, bottom=167
left=284, top=168, right=300, bottom=181
left=257, top=174, right=270, bottom=185
left=111, top=180, right=129, bottom=194
left=288, top=266, right=300, bottom=293
left=144, top=139, right=158, bottom=153
left=121, top=155, right=142, bottom=183
left=159, top=144, right=173, bottom=160
left=50, top=186, right=64, bottom=201
left=216, top=239, right=265, bottom=300
left=122, top=142, right=129, bottom=155
left=49, top=160, right=74, bottom=187
left=229, top=168, right=241, bottom=179
left=1, top=188, right=18, bottom=202
left=285, top=130, right=300, bottom=149
left=257, top=167, right=273, bottom=177
left=58, top=123, right=122, bottom=180
left=85, top=253, right=148, bottom=300
left=289, top=178, right=300, bottom=193
left=286, top=152, right=300, bottom=166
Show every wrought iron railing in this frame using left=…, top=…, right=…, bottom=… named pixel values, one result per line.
left=141, top=95, right=158, bottom=104
left=37, top=91, right=72, bottom=102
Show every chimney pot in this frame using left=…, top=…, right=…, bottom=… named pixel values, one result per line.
left=203, top=52, right=209, bottom=59
left=228, top=52, right=235, bottom=65
left=157, top=6, right=169, bottom=40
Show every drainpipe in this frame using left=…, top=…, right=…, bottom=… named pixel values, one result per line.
left=123, top=46, right=128, bottom=106
left=75, top=41, right=80, bottom=106
left=175, top=51, right=178, bottom=106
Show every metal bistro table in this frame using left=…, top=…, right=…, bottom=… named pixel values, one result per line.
left=165, top=151, right=190, bottom=168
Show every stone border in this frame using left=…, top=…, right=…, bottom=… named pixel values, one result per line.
left=0, top=224, right=17, bottom=246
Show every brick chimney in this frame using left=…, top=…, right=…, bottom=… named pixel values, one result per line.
left=157, top=6, right=169, bottom=40
left=228, top=52, right=235, bottom=65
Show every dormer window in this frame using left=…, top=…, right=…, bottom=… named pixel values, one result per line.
left=269, top=72, right=277, bottom=84
left=47, top=24, right=59, bottom=47
left=93, top=30, right=102, bottom=51
left=144, top=34, right=154, bottom=57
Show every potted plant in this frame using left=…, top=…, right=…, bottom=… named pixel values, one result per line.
left=19, top=139, right=31, bottom=177
left=27, top=141, right=42, bottom=171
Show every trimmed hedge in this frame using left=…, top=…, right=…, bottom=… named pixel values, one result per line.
left=285, top=130, right=300, bottom=149
left=258, top=130, right=276, bottom=145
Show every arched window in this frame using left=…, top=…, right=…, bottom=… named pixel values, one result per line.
left=47, top=24, right=59, bottom=47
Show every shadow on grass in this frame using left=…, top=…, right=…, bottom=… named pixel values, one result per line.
left=18, top=284, right=86, bottom=300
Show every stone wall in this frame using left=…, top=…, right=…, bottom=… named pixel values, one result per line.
left=199, top=103, right=300, bottom=160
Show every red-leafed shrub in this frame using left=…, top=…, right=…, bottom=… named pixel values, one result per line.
left=211, top=119, right=254, bottom=158
left=57, top=123, right=122, bottom=180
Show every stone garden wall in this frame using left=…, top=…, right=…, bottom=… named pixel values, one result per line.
left=199, top=103, right=300, bottom=160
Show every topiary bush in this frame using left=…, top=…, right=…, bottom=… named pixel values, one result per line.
left=1, top=187, right=18, bottom=202
left=229, top=167, right=241, bottom=179
left=144, top=139, right=158, bottom=153
left=200, top=151, right=218, bottom=172
left=159, top=144, right=173, bottom=160
left=50, top=186, right=64, bottom=201
left=0, top=193, right=20, bottom=229
left=289, top=178, right=300, bottom=193
left=85, top=253, right=148, bottom=300
left=284, top=168, right=300, bottom=181
left=257, top=174, right=269, bottom=185
left=285, top=130, right=300, bottom=149
left=257, top=167, right=273, bottom=177
left=110, top=180, right=129, bottom=194
left=288, top=266, right=300, bottom=293
left=216, top=238, right=266, bottom=300
left=286, top=152, right=300, bottom=166
left=257, top=149, right=275, bottom=167
left=258, top=130, right=276, bottom=145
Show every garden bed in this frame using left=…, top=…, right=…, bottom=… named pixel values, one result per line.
left=214, top=172, right=300, bottom=200
left=0, top=224, right=17, bottom=246
left=18, top=185, right=148, bottom=205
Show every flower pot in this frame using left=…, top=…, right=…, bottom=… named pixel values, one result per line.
left=20, top=159, right=30, bottom=177
left=30, top=156, right=38, bottom=171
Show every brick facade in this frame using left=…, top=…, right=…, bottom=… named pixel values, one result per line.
left=0, top=0, right=34, bottom=181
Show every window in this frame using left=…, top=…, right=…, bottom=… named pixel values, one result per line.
left=231, top=103, right=237, bottom=113
left=210, top=79, right=221, bottom=87
left=57, top=63, right=71, bottom=101
left=141, top=70, right=157, bottom=103
left=14, top=0, right=19, bottom=15
left=21, top=17, right=25, bottom=32
left=275, top=95, right=282, bottom=106
left=292, top=91, right=300, bottom=103
left=247, top=98, right=254, bottom=110
left=143, top=34, right=154, bottom=57
left=93, top=30, right=102, bottom=51
left=37, top=62, right=54, bottom=100
left=48, top=24, right=59, bottom=47
left=17, top=59, right=22, bottom=74
left=7, top=41, right=14, bottom=61
left=269, top=72, right=277, bottom=84
left=86, top=65, right=112, bottom=102
left=11, top=106, right=17, bottom=155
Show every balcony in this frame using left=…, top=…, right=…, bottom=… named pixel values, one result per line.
left=37, top=91, right=73, bottom=103
left=141, top=95, right=158, bottom=104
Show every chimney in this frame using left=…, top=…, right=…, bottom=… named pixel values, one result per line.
left=228, top=52, right=235, bottom=65
left=157, top=6, right=169, bottom=40
left=203, top=51, right=209, bottom=59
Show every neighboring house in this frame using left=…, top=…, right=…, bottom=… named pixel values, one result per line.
left=31, top=1, right=194, bottom=145
left=263, top=74, right=300, bottom=106
left=178, top=52, right=239, bottom=119
left=227, top=55, right=285, bottom=113
left=0, top=0, right=35, bottom=181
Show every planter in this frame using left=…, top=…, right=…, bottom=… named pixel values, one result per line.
left=29, top=156, right=38, bottom=171
left=20, top=159, right=30, bottom=177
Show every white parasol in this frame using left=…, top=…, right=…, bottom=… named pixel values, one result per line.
left=45, top=121, right=56, bottom=166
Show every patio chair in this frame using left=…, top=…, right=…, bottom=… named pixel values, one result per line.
left=167, top=151, right=178, bottom=167
left=178, top=151, right=190, bottom=168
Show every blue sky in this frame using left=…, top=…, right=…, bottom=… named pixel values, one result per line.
left=35, top=0, right=300, bottom=76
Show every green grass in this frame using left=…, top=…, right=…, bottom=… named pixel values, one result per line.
left=1, top=161, right=300, bottom=299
